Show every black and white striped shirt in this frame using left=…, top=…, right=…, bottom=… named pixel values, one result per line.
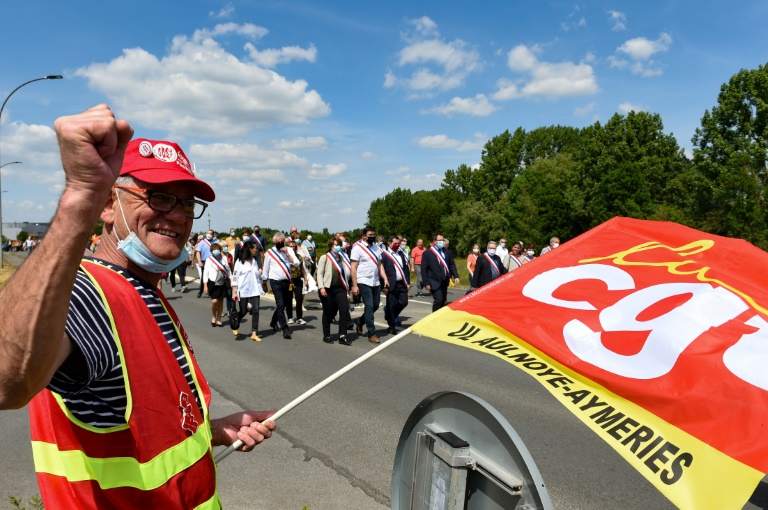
left=48, top=258, right=201, bottom=428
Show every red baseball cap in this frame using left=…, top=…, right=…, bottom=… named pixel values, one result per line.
left=119, top=138, right=215, bottom=201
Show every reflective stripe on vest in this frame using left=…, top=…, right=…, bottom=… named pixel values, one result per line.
left=30, top=260, right=217, bottom=506
left=31, top=416, right=212, bottom=490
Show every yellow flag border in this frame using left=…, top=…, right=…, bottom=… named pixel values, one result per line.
left=412, top=307, right=764, bottom=509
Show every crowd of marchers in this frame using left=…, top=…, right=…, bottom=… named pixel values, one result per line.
left=158, top=226, right=562, bottom=345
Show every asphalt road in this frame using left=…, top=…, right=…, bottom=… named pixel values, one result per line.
left=0, top=258, right=728, bottom=509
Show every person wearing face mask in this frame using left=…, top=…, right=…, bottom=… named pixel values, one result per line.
left=541, top=236, right=561, bottom=255
left=224, top=228, right=239, bottom=255
left=410, top=239, right=427, bottom=296
left=301, top=233, right=317, bottom=278
left=318, top=238, right=352, bottom=345
left=232, top=240, right=265, bottom=341
left=1, top=111, right=275, bottom=509
left=471, top=241, right=508, bottom=289
left=204, top=243, right=232, bottom=326
left=222, top=244, right=235, bottom=317
left=262, top=232, right=300, bottom=339
left=421, top=233, right=460, bottom=312
left=351, top=227, right=389, bottom=344
left=251, top=225, right=266, bottom=264
left=466, top=243, right=480, bottom=281
left=195, top=228, right=216, bottom=298
left=496, top=238, right=509, bottom=262
left=381, top=235, right=410, bottom=335
left=524, top=243, right=537, bottom=262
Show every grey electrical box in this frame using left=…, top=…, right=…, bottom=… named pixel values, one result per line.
left=392, top=391, right=553, bottom=510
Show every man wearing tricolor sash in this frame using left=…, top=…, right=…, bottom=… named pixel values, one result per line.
left=351, top=226, right=389, bottom=344
left=262, top=232, right=300, bottom=339
left=471, top=240, right=507, bottom=289
left=0, top=105, right=275, bottom=509
left=381, top=235, right=410, bottom=335
left=421, top=233, right=460, bottom=312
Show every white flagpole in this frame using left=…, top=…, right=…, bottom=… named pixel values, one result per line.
left=214, top=327, right=414, bottom=463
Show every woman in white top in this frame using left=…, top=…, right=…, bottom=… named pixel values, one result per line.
left=203, top=242, right=232, bottom=327
left=232, top=240, right=265, bottom=341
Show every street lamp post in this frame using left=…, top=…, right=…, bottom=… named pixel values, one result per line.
left=0, top=75, right=62, bottom=267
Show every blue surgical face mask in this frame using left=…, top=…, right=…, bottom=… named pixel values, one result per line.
left=333, top=245, right=342, bottom=253
left=437, top=240, right=445, bottom=249
left=114, top=191, right=188, bottom=273
left=212, top=249, right=221, bottom=257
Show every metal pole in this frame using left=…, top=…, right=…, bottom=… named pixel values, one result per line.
left=0, top=75, right=62, bottom=267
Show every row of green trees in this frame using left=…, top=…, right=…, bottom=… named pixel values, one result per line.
left=367, top=63, right=768, bottom=255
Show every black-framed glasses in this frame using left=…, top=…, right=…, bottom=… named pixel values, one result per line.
left=113, top=185, right=208, bottom=219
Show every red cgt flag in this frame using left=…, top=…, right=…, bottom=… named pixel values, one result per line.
left=412, top=217, right=768, bottom=509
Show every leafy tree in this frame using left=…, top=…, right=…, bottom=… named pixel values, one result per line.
left=367, top=188, right=414, bottom=237
left=692, top=62, right=768, bottom=247
left=442, top=199, right=509, bottom=255
left=575, top=111, right=690, bottom=228
left=507, top=153, right=580, bottom=246
left=17, top=231, right=29, bottom=243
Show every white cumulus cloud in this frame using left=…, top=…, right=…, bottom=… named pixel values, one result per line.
left=385, top=17, right=482, bottom=94
left=618, top=33, right=672, bottom=60
left=617, top=102, right=646, bottom=114
left=415, top=133, right=487, bottom=152
left=271, top=136, right=327, bottom=151
left=307, top=163, right=346, bottom=180
left=421, top=94, right=498, bottom=117
left=608, top=11, right=627, bottom=31
left=245, top=44, right=318, bottom=68
left=613, top=33, right=672, bottom=77
left=493, top=45, right=598, bottom=99
left=74, top=23, right=330, bottom=138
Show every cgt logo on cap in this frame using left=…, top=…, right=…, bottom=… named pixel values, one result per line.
left=137, top=140, right=193, bottom=175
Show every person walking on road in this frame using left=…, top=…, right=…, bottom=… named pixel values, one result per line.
left=421, top=233, right=460, bottom=312
left=351, top=226, right=389, bottom=344
left=232, top=240, right=265, bottom=341
left=318, top=238, right=352, bottom=345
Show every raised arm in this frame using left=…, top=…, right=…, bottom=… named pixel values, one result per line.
left=0, top=105, right=133, bottom=409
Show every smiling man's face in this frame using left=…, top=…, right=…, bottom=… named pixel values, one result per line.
left=113, top=179, right=196, bottom=261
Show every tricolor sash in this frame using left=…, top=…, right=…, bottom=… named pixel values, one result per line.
left=355, top=241, right=381, bottom=265
left=326, top=253, right=348, bottom=291
left=267, top=247, right=292, bottom=280
left=208, top=256, right=230, bottom=280
left=251, top=235, right=264, bottom=251
left=430, top=246, right=450, bottom=276
left=484, top=253, right=499, bottom=279
left=510, top=254, right=523, bottom=267
left=383, top=250, right=407, bottom=282
left=341, top=252, right=352, bottom=273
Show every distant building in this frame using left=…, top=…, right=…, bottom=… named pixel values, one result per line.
left=2, top=221, right=50, bottom=240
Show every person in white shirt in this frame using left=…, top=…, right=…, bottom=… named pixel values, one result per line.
left=496, top=237, right=509, bottom=262
left=262, top=232, right=299, bottom=339
left=540, top=236, right=560, bottom=255
left=232, top=240, right=265, bottom=341
left=285, top=236, right=308, bottom=326
left=203, top=243, right=232, bottom=327
left=351, top=226, right=389, bottom=344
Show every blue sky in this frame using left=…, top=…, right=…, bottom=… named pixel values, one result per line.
left=1, top=0, right=766, bottom=234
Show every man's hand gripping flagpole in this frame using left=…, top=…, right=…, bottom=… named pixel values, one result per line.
left=214, top=327, right=414, bottom=463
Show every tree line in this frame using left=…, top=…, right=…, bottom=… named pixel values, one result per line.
left=367, top=63, right=768, bottom=256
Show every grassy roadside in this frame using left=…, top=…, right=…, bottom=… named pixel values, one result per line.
left=0, top=259, right=19, bottom=290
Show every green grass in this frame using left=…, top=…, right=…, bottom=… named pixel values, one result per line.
left=453, top=256, right=470, bottom=288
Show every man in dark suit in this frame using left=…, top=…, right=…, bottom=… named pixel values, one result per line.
left=381, top=235, right=410, bottom=334
left=421, top=233, right=460, bottom=312
left=471, top=241, right=508, bottom=289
